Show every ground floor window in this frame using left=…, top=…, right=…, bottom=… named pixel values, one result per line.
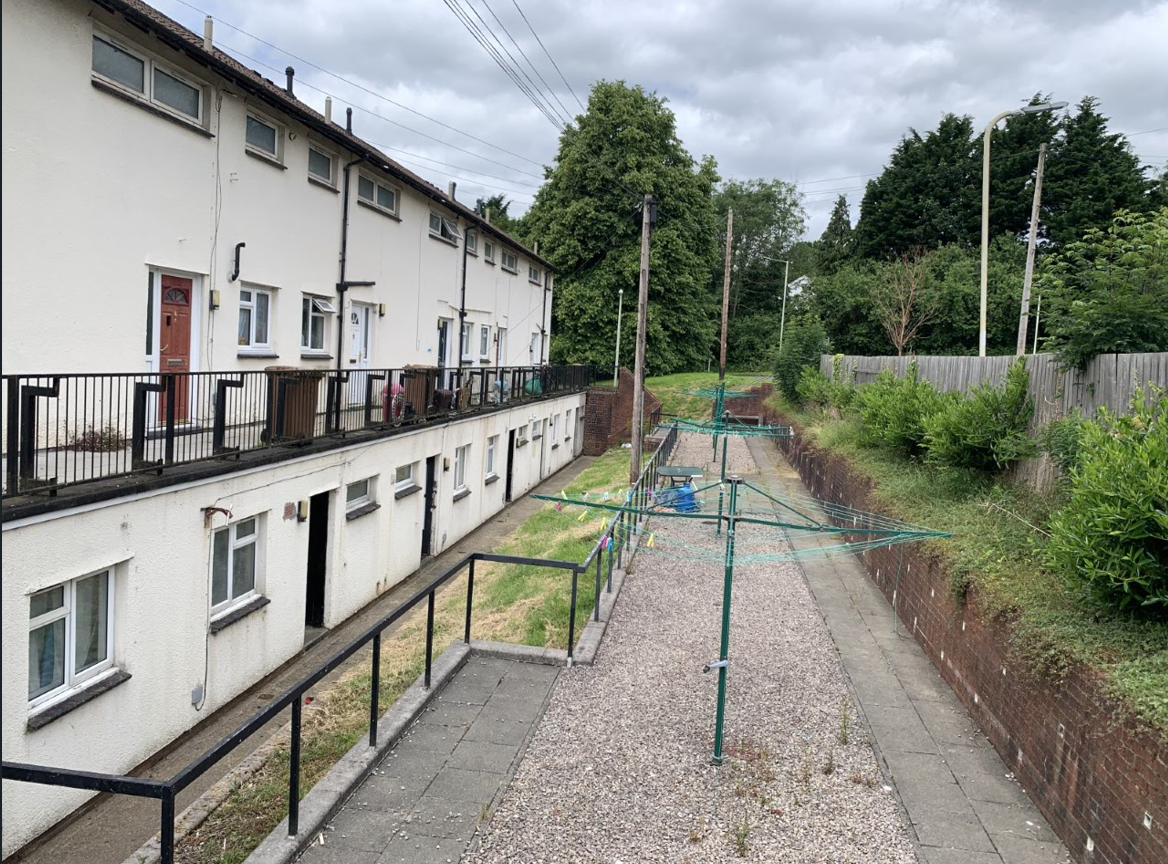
left=486, top=435, right=498, bottom=476
left=454, top=444, right=470, bottom=491
left=395, top=462, right=415, bottom=492
left=346, top=477, right=375, bottom=512
left=212, top=517, right=260, bottom=612
left=28, top=570, right=113, bottom=705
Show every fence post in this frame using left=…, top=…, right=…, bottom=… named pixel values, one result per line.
left=163, top=374, right=176, bottom=464
left=464, top=559, right=475, bottom=644
left=567, top=569, right=579, bottom=666
left=369, top=633, right=381, bottom=748
left=424, top=591, right=435, bottom=688
left=593, top=544, right=602, bottom=622
left=6, top=378, right=19, bottom=494
left=288, top=697, right=302, bottom=836
left=160, top=790, right=175, bottom=864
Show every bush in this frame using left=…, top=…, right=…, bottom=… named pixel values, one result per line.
left=1039, top=411, right=1091, bottom=483
left=69, top=426, right=127, bottom=452
left=773, top=317, right=829, bottom=402
left=1046, top=389, right=1168, bottom=611
left=924, top=358, right=1035, bottom=472
left=796, top=367, right=833, bottom=409
left=854, top=362, right=954, bottom=457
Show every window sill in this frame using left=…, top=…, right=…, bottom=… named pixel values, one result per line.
left=27, top=668, right=132, bottom=732
left=485, top=260, right=497, bottom=266
left=308, top=175, right=340, bottom=194
left=529, top=280, right=542, bottom=286
left=345, top=501, right=381, bottom=521
left=532, top=433, right=543, bottom=440
left=453, top=487, right=471, bottom=502
left=245, top=148, right=287, bottom=170
left=551, top=443, right=559, bottom=449
left=467, top=250, right=479, bottom=257
left=300, top=352, right=334, bottom=361
left=210, top=595, right=271, bottom=634
left=429, top=232, right=459, bottom=247
left=395, top=483, right=423, bottom=500
left=484, top=473, right=499, bottom=486
left=358, top=199, right=401, bottom=221
left=515, top=438, right=528, bottom=448
left=91, top=79, right=212, bottom=138
left=502, top=267, right=518, bottom=275
left=238, top=350, right=279, bottom=359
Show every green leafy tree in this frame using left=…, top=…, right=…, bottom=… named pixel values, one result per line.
left=474, top=193, right=522, bottom=236
left=805, top=261, right=890, bottom=355
left=988, top=94, right=1063, bottom=240
left=1148, top=163, right=1168, bottom=210
left=524, top=80, right=721, bottom=373
left=1037, top=207, right=1168, bottom=369
left=773, top=316, right=829, bottom=402
left=1044, top=97, right=1150, bottom=248
left=816, top=195, right=856, bottom=274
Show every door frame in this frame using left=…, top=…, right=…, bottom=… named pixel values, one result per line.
left=421, top=455, right=438, bottom=556
left=305, top=490, right=331, bottom=628
left=347, top=301, right=373, bottom=404
left=146, top=267, right=202, bottom=375
left=505, top=429, right=516, bottom=503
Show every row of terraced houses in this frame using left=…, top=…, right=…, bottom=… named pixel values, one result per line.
left=0, top=0, right=593, bottom=855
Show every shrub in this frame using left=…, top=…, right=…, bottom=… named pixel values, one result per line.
left=773, top=317, right=829, bottom=403
left=69, top=426, right=127, bottom=452
left=796, top=367, right=833, bottom=409
left=924, top=358, right=1035, bottom=472
left=855, top=362, right=954, bottom=457
left=1039, top=411, right=1092, bottom=483
left=1046, top=388, right=1168, bottom=611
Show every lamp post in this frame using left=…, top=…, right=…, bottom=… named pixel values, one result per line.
left=613, top=288, right=624, bottom=387
left=979, top=101, right=1066, bottom=356
left=759, top=255, right=793, bottom=352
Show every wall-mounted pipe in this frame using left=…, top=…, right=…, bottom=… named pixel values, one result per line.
left=285, top=67, right=295, bottom=96
left=228, top=242, right=245, bottom=282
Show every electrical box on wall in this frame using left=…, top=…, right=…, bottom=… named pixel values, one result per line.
left=209, top=289, right=221, bottom=310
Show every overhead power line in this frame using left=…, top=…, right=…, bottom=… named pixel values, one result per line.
left=511, top=0, right=586, bottom=113
left=479, top=0, right=575, bottom=124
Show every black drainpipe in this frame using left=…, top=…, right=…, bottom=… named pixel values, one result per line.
left=457, top=220, right=470, bottom=380
left=337, top=109, right=363, bottom=371
left=540, top=273, right=550, bottom=365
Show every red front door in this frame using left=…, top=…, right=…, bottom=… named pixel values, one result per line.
left=159, top=276, right=192, bottom=422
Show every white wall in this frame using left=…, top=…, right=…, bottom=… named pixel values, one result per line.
left=0, top=392, right=584, bottom=856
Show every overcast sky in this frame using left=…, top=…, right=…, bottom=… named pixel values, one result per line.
left=156, top=0, right=1168, bottom=238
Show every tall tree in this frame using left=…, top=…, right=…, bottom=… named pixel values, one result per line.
left=855, top=113, right=980, bottom=258
left=988, top=93, right=1062, bottom=240
left=873, top=248, right=936, bottom=356
left=1043, top=97, right=1150, bottom=247
left=816, top=195, right=855, bottom=274
left=523, top=80, right=721, bottom=374
left=474, top=193, right=521, bottom=236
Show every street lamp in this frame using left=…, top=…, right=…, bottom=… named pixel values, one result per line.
left=613, top=288, right=624, bottom=387
left=760, top=256, right=793, bottom=352
left=979, top=100, right=1067, bottom=356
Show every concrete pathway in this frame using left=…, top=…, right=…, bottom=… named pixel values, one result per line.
left=296, top=656, right=558, bottom=864
left=746, top=438, right=1071, bottom=864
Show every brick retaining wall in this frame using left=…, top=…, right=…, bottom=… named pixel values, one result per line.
left=582, top=367, right=661, bottom=456
left=767, top=407, right=1167, bottom=864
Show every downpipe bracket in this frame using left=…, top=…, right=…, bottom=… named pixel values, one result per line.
left=703, top=659, right=729, bottom=673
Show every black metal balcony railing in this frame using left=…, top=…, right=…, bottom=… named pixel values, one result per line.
left=2, top=364, right=594, bottom=499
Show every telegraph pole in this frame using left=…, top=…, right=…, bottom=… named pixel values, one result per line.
left=1016, top=143, right=1047, bottom=356
left=629, top=194, right=653, bottom=486
left=718, top=208, right=733, bottom=380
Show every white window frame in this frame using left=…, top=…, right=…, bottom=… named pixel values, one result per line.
left=245, top=111, right=283, bottom=163
left=486, top=435, right=498, bottom=477
left=238, top=285, right=274, bottom=352
left=302, top=294, right=335, bottom=353
left=466, top=231, right=478, bottom=255
left=529, top=266, right=543, bottom=285
left=27, top=569, right=115, bottom=709
left=210, top=517, right=262, bottom=616
left=496, top=327, right=507, bottom=365
left=357, top=173, right=400, bottom=216
left=461, top=321, right=473, bottom=362
left=91, top=30, right=205, bottom=127
left=453, top=444, right=470, bottom=491
left=479, top=325, right=490, bottom=359
left=565, top=408, right=573, bottom=439
left=346, top=477, right=376, bottom=512
left=429, top=212, right=463, bottom=244
left=307, top=145, right=337, bottom=187
left=530, top=419, right=539, bottom=439
left=550, top=413, right=559, bottom=442
left=395, top=462, right=416, bottom=492
left=501, top=250, right=518, bottom=274
left=484, top=240, right=496, bottom=264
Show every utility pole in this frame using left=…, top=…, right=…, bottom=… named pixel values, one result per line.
left=777, top=258, right=791, bottom=354
left=1016, top=142, right=1047, bottom=356
left=613, top=288, right=624, bottom=387
left=718, top=209, right=733, bottom=380
left=629, top=194, right=653, bottom=486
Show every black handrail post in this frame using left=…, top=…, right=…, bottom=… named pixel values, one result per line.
left=163, top=374, right=176, bottom=465
left=369, top=633, right=381, bottom=748
left=567, top=568, right=579, bottom=664
left=593, top=543, right=602, bottom=622
left=160, top=789, right=175, bottom=864
left=6, top=377, right=20, bottom=494
left=464, top=559, right=475, bottom=644
left=424, top=591, right=435, bottom=688
left=288, top=697, right=302, bottom=837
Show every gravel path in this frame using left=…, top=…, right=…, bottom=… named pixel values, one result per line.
left=465, top=433, right=918, bottom=863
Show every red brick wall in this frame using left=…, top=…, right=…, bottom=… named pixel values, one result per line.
left=769, top=412, right=1167, bottom=864
left=582, top=367, right=661, bottom=456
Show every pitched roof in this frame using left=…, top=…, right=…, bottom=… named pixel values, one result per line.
left=95, top=0, right=553, bottom=271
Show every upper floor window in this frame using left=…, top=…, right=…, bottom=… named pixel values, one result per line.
left=358, top=174, right=399, bottom=216
left=92, top=33, right=203, bottom=124
left=28, top=570, right=113, bottom=706
left=479, top=325, right=490, bottom=358
left=529, top=266, right=543, bottom=285
left=245, top=113, right=282, bottom=162
left=308, top=147, right=336, bottom=187
left=501, top=251, right=518, bottom=273
left=484, top=241, right=496, bottom=264
left=302, top=295, right=335, bottom=353
left=466, top=231, right=478, bottom=255
left=429, top=212, right=462, bottom=244
left=211, top=517, right=261, bottom=614
left=238, top=286, right=272, bottom=351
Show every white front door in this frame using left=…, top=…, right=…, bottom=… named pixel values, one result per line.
left=347, top=304, right=371, bottom=404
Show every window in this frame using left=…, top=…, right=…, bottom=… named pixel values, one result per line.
left=466, top=231, right=478, bottom=255
left=486, top=435, right=498, bottom=476
left=429, top=212, right=463, bottom=243
left=301, top=295, right=335, bottom=352
left=461, top=322, right=472, bottom=360
left=238, top=287, right=272, bottom=350
left=358, top=174, right=398, bottom=215
left=479, top=325, right=490, bottom=358
left=211, top=518, right=260, bottom=613
left=453, top=445, right=470, bottom=491
left=484, top=241, right=495, bottom=264
left=28, top=570, right=113, bottom=706
left=395, top=463, right=415, bottom=492
left=501, top=250, right=518, bottom=273
left=92, top=33, right=203, bottom=123
left=530, top=419, right=539, bottom=439
left=565, top=408, right=573, bottom=439
left=550, top=413, right=559, bottom=441
left=245, top=113, right=280, bottom=159
left=529, top=266, right=542, bottom=285
left=308, top=147, right=334, bottom=186
left=346, top=477, right=375, bottom=512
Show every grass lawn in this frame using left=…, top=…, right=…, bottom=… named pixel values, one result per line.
left=178, top=448, right=631, bottom=864
left=773, top=398, right=1168, bottom=735
left=646, top=371, right=769, bottom=421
